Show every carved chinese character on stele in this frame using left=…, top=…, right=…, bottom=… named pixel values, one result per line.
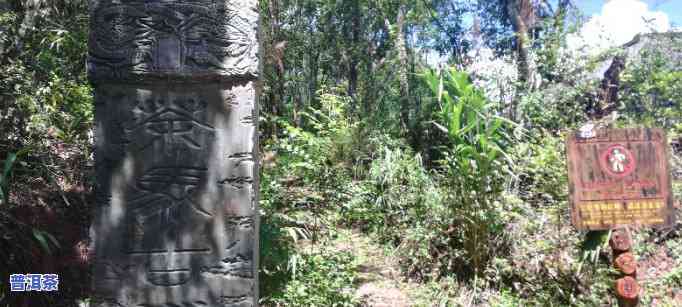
left=566, top=128, right=675, bottom=230
left=88, top=1, right=260, bottom=306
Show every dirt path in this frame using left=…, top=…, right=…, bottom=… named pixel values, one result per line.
left=334, top=229, right=412, bottom=307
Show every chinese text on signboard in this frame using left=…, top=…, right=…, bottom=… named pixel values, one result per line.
left=566, top=128, right=674, bottom=230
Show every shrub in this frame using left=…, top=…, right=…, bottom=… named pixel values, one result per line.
left=259, top=213, right=297, bottom=302
left=266, top=249, right=358, bottom=307
left=619, top=49, right=682, bottom=131
left=347, top=69, right=519, bottom=282
left=259, top=89, right=364, bottom=304
left=511, top=133, right=569, bottom=206
left=367, top=147, right=439, bottom=239
left=423, top=68, right=515, bottom=278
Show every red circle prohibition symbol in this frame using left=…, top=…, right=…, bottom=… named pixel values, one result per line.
left=599, top=144, right=636, bottom=178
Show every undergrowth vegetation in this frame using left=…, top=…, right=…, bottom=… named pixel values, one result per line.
left=1, top=1, right=681, bottom=306
left=256, top=58, right=682, bottom=305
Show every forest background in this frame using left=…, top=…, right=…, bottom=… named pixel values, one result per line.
left=0, top=0, right=681, bottom=306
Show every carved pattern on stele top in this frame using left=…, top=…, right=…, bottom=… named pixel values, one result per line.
left=88, top=0, right=259, bottom=82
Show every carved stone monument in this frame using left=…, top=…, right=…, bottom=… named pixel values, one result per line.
left=88, top=1, right=259, bottom=306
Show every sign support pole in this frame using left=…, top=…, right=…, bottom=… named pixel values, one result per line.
left=567, top=128, right=675, bottom=306
left=610, top=226, right=639, bottom=306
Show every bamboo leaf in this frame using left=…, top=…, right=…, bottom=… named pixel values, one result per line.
left=432, top=121, right=449, bottom=133
left=1, top=152, right=18, bottom=187
left=45, top=232, right=61, bottom=249
left=33, top=229, right=52, bottom=255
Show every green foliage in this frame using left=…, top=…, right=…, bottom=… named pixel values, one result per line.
left=259, top=213, right=297, bottom=301
left=0, top=0, right=680, bottom=306
left=345, top=69, right=522, bottom=286
left=0, top=148, right=28, bottom=206
left=518, top=84, right=590, bottom=133
left=620, top=49, right=682, bottom=132
left=0, top=0, right=91, bottom=144
left=267, top=249, right=358, bottom=307
left=359, top=146, right=448, bottom=279
left=487, top=133, right=622, bottom=305
left=283, top=89, right=359, bottom=182
left=482, top=193, right=614, bottom=306
left=663, top=264, right=682, bottom=288
left=491, top=289, right=527, bottom=307
left=262, top=89, right=360, bottom=218
left=362, top=147, right=440, bottom=238
left=19, top=73, right=93, bottom=143
left=0, top=3, right=93, bottom=306
left=511, top=134, right=568, bottom=205
left=0, top=151, right=62, bottom=306
left=259, top=90, right=367, bottom=304
left=424, top=68, right=515, bottom=277
left=424, top=68, right=514, bottom=165
left=0, top=213, right=64, bottom=306
left=409, top=276, right=465, bottom=307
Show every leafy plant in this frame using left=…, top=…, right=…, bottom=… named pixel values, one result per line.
left=259, top=213, right=297, bottom=301
left=259, top=89, right=366, bottom=304
left=366, top=146, right=441, bottom=240
left=0, top=149, right=27, bottom=206
left=422, top=67, right=516, bottom=278
left=511, top=134, right=568, bottom=205
left=267, top=248, right=358, bottom=307
left=619, top=49, right=682, bottom=131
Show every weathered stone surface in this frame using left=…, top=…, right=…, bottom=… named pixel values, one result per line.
left=87, top=0, right=259, bottom=82
left=89, top=1, right=259, bottom=306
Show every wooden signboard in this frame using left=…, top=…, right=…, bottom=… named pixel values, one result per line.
left=566, top=127, right=675, bottom=230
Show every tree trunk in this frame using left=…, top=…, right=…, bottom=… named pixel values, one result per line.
left=589, top=56, right=626, bottom=120
left=395, top=4, right=411, bottom=133
left=506, top=0, right=531, bottom=84
left=363, top=50, right=375, bottom=116
left=307, top=48, right=319, bottom=114
left=348, top=0, right=361, bottom=115
left=506, top=0, right=533, bottom=120
left=268, top=0, right=283, bottom=139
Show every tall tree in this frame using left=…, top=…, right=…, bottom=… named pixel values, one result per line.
left=477, top=0, right=575, bottom=119
left=257, top=0, right=436, bottom=143
left=418, top=0, right=473, bottom=65
left=505, top=0, right=534, bottom=86
left=347, top=0, right=361, bottom=114
left=395, top=3, right=411, bottom=132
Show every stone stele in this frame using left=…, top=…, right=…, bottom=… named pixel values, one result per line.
left=88, top=1, right=260, bottom=306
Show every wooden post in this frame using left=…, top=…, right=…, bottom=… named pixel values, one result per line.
left=614, top=252, right=637, bottom=276
left=610, top=227, right=639, bottom=306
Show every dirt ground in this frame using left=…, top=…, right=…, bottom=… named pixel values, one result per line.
left=334, top=229, right=412, bottom=307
